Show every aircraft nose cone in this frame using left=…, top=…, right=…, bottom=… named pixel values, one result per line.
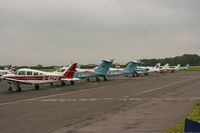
left=0, top=75, right=5, bottom=81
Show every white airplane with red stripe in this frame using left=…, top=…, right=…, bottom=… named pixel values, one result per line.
left=0, top=63, right=78, bottom=92
left=0, top=65, right=16, bottom=77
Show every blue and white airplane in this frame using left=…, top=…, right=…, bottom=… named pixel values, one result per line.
left=74, top=59, right=114, bottom=81
left=107, top=60, right=141, bottom=77
left=180, top=64, right=190, bottom=70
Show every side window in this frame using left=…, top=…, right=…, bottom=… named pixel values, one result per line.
left=39, top=73, right=43, bottom=76
left=27, top=71, right=32, bottom=76
left=33, top=72, right=39, bottom=76
left=18, top=71, right=26, bottom=75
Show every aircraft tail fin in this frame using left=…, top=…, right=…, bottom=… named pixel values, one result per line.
left=95, top=59, right=114, bottom=75
left=77, top=64, right=82, bottom=69
left=186, top=64, right=190, bottom=69
left=124, top=60, right=140, bottom=73
left=176, top=64, right=181, bottom=69
left=63, top=63, right=77, bottom=78
left=154, top=63, right=161, bottom=68
left=164, top=64, right=169, bottom=69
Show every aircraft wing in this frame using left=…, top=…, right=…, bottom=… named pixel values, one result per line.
left=61, top=78, right=80, bottom=81
left=4, top=78, right=33, bottom=84
left=4, top=78, right=57, bottom=84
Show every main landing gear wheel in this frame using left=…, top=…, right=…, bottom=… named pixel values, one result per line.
left=103, top=77, right=107, bottom=81
left=34, top=84, right=39, bottom=90
left=8, top=87, right=12, bottom=92
left=96, top=77, right=100, bottom=82
left=86, top=78, right=90, bottom=82
left=17, top=87, right=21, bottom=92
left=144, top=73, right=149, bottom=76
left=50, top=83, right=53, bottom=86
left=70, top=81, right=74, bottom=85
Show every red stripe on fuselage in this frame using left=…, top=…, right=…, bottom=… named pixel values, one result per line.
left=5, top=76, right=68, bottom=81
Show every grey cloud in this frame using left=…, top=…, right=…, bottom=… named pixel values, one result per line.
left=0, top=0, right=199, bottom=65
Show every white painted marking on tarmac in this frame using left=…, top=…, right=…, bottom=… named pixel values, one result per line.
left=135, top=78, right=194, bottom=96
left=0, top=85, right=117, bottom=106
left=27, top=97, right=200, bottom=103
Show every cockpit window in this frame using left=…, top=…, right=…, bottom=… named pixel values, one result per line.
left=18, top=71, right=26, bottom=75
left=27, top=71, right=32, bottom=75
left=61, top=69, right=65, bottom=72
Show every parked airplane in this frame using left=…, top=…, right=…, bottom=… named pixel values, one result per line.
left=137, top=63, right=161, bottom=74
left=165, top=64, right=180, bottom=73
left=74, top=59, right=114, bottom=81
left=0, top=65, right=16, bottom=76
left=159, top=64, right=170, bottom=73
left=107, top=60, right=141, bottom=77
left=0, top=63, right=78, bottom=92
left=180, top=64, right=190, bottom=70
left=159, top=64, right=180, bottom=73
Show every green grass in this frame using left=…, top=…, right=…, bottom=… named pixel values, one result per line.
left=166, top=102, right=200, bottom=133
left=188, top=66, right=200, bottom=71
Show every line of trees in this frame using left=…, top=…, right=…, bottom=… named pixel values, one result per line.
left=1, top=54, right=199, bottom=70
left=140, top=54, right=200, bottom=66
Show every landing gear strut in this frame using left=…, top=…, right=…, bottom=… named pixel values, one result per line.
left=16, top=83, right=21, bottom=92
left=136, top=73, right=139, bottom=77
left=70, top=81, right=74, bottom=85
left=50, top=83, right=54, bottom=86
left=61, top=81, right=66, bottom=86
left=8, top=82, right=12, bottom=91
left=103, top=76, right=107, bottom=81
left=17, top=87, right=21, bottom=92
left=96, top=77, right=100, bottom=82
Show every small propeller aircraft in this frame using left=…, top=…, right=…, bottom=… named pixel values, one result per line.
left=137, top=63, right=161, bottom=73
left=160, top=64, right=180, bottom=73
left=0, top=63, right=78, bottom=92
left=0, top=65, right=16, bottom=77
left=74, top=59, right=114, bottom=81
left=180, top=64, right=190, bottom=70
left=167, top=64, right=181, bottom=73
left=107, top=60, right=141, bottom=77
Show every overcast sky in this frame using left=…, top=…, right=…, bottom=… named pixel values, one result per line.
left=0, top=0, right=200, bottom=65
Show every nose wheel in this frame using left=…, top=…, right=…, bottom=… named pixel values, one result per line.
left=96, top=77, right=100, bottom=82
left=34, top=84, right=40, bottom=90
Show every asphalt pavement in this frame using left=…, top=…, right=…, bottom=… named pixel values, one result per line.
left=0, top=71, right=199, bottom=133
